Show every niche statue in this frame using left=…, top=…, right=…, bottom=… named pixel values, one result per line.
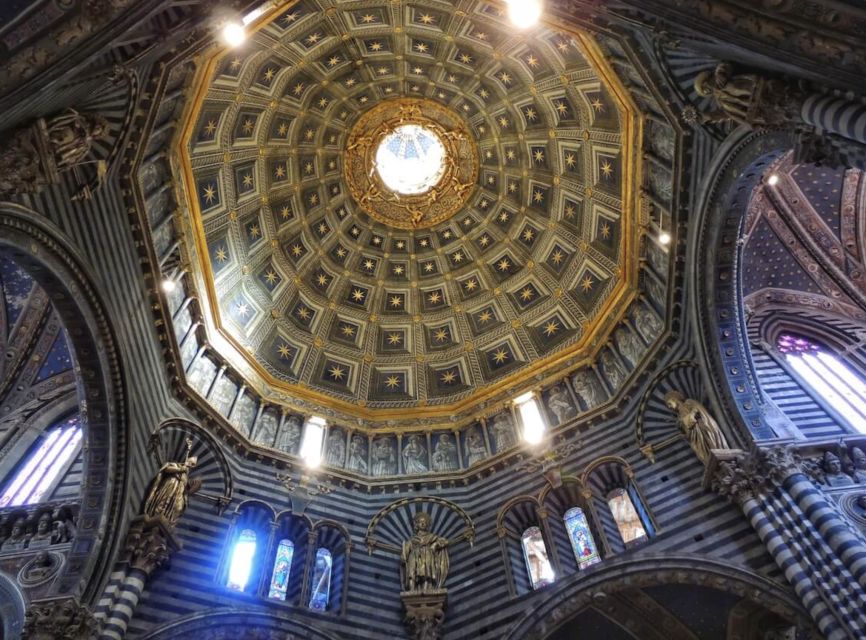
left=143, top=439, right=202, bottom=526
left=401, top=512, right=449, bottom=593
left=664, top=391, right=729, bottom=465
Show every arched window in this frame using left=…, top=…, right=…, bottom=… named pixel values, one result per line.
left=563, top=507, right=601, bottom=569
left=607, top=488, right=648, bottom=545
left=227, top=529, right=257, bottom=591
left=308, top=547, right=332, bottom=611
left=0, top=415, right=82, bottom=508
left=520, top=526, right=555, bottom=589
left=778, top=334, right=866, bottom=433
left=267, top=539, right=294, bottom=600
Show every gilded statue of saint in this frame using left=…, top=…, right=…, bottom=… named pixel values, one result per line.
left=401, top=512, right=449, bottom=593
left=142, top=443, right=201, bottom=525
left=664, top=391, right=729, bottom=464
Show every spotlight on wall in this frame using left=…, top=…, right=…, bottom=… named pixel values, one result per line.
left=222, top=21, right=246, bottom=47
left=658, top=231, right=671, bottom=246
left=506, top=0, right=542, bottom=29
left=767, top=173, right=780, bottom=186
left=161, top=278, right=176, bottom=293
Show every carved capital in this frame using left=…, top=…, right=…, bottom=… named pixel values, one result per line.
left=22, top=597, right=98, bottom=640
left=122, top=515, right=182, bottom=575
left=401, top=590, right=447, bottom=640
left=708, top=446, right=804, bottom=503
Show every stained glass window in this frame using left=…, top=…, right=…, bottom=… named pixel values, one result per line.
left=521, top=526, right=555, bottom=589
left=267, top=539, right=294, bottom=600
left=514, top=391, right=546, bottom=444
left=308, top=547, right=332, bottom=611
left=0, top=415, right=82, bottom=508
left=607, top=488, right=648, bottom=544
left=563, top=507, right=601, bottom=569
left=227, top=528, right=257, bottom=591
left=778, top=334, right=866, bottom=433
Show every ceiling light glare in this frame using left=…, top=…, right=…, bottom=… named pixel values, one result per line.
left=767, top=173, right=780, bottom=186
left=514, top=392, right=546, bottom=444
left=161, top=278, right=176, bottom=293
left=222, top=22, right=246, bottom=47
left=506, top=0, right=542, bottom=29
left=300, top=416, right=326, bottom=468
left=658, top=231, right=671, bottom=246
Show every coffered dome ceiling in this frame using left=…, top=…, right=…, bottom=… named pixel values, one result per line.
left=171, top=0, right=647, bottom=427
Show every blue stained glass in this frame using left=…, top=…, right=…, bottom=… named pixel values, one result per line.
left=563, top=507, right=601, bottom=569
left=268, top=539, right=294, bottom=600
left=227, top=529, right=257, bottom=591
left=308, top=547, right=332, bottom=611
left=0, top=415, right=82, bottom=508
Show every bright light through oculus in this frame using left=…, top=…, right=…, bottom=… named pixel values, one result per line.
left=375, top=124, right=446, bottom=195
left=514, top=392, right=546, bottom=444
left=506, top=0, right=543, bottom=29
left=222, top=22, right=246, bottom=47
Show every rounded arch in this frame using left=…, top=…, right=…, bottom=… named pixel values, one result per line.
left=232, top=499, right=277, bottom=522
left=496, top=495, right=543, bottom=534
left=0, top=570, right=26, bottom=640
left=503, top=554, right=813, bottom=640
left=138, top=610, right=346, bottom=640
left=0, top=202, right=127, bottom=604
left=691, top=126, right=801, bottom=444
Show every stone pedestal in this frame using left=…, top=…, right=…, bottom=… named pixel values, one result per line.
left=122, top=515, right=181, bottom=573
left=401, top=590, right=447, bottom=640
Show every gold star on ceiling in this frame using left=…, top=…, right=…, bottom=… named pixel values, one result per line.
left=328, top=365, right=346, bottom=381
left=591, top=98, right=604, bottom=112
left=202, top=184, right=217, bottom=204
left=414, top=42, right=429, bottom=53
left=236, top=303, right=250, bottom=317
left=215, top=246, right=228, bottom=262
left=419, top=13, right=435, bottom=24
left=274, top=165, right=286, bottom=178
left=440, top=370, right=457, bottom=384
left=600, top=160, right=614, bottom=178
left=249, top=224, right=260, bottom=238
left=328, top=55, right=340, bottom=67
left=524, top=108, right=538, bottom=121
left=551, top=250, right=565, bottom=265
left=497, top=258, right=511, bottom=272
left=296, top=306, right=311, bottom=321
left=280, top=206, right=291, bottom=219
left=292, top=82, right=306, bottom=95
left=433, top=328, right=449, bottom=342
left=291, top=244, right=303, bottom=257
left=555, top=101, right=569, bottom=115
left=392, top=264, right=405, bottom=275
left=522, top=228, right=535, bottom=242
left=498, top=71, right=511, bottom=84
left=520, top=287, right=535, bottom=301
left=351, top=289, right=366, bottom=302
left=424, top=262, right=435, bottom=273
left=203, top=120, right=217, bottom=136
left=385, top=375, right=401, bottom=389
left=464, top=279, right=478, bottom=291
left=317, top=222, right=329, bottom=235
left=427, top=291, right=442, bottom=304
left=242, top=174, right=253, bottom=188
left=492, top=348, right=509, bottom=364
left=478, top=310, right=493, bottom=323
left=533, top=190, right=545, bottom=203
left=316, top=273, right=329, bottom=287
left=263, top=68, right=276, bottom=82
left=361, top=14, right=376, bottom=23
left=277, top=343, right=292, bottom=359
left=387, top=332, right=402, bottom=345
left=543, top=321, right=560, bottom=337
left=363, top=259, right=376, bottom=271
left=600, top=222, right=612, bottom=238
left=389, top=295, right=403, bottom=308
left=340, top=324, right=356, bottom=337
left=282, top=11, right=298, bottom=24
left=564, top=153, right=577, bottom=169
left=533, top=149, right=545, bottom=163
left=580, top=275, right=594, bottom=292
left=459, top=52, right=473, bottom=64
left=369, top=41, right=383, bottom=52
left=306, top=32, right=321, bottom=45
left=526, top=54, right=539, bottom=68
left=265, top=270, right=278, bottom=284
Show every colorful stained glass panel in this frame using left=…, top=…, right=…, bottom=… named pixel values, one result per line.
left=563, top=507, right=601, bottom=569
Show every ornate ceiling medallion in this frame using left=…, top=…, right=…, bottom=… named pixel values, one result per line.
left=344, top=98, right=478, bottom=230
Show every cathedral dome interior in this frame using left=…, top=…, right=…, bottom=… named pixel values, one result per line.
left=1, top=0, right=866, bottom=639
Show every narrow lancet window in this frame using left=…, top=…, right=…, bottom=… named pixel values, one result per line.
left=227, top=528, right=257, bottom=591
left=267, top=539, right=294, bottom=600
left=0, top=415, right=82, bottom=508
left=607, top=488, right=648, bottom=544
left=563, top=507, right=601, bottom=569
left=521, top=526, right=555, bottom=589
left=778, top=334, right=866, bottom=433
left=308, top=547, right=332, bottom=611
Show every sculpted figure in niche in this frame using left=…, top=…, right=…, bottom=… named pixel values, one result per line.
left=403, top=435, right=428, bottom=474
left=325, top=430, right=346, bottom=467
left=616, top=327, right=644, bottom=366
left=347, top=434, right=368, bottom=473
left=601, top=351, right=626, bottom=390
left=45, top=109, right=110, bottom=171
left=822, top=451, right=854, bottom=487
left=431, top=434, right=458, bottom=472
left=464, top=427, right=487, bottom=466
left=30, top=512, right=53, bottom=547
left=372, top=437, right=396, bottom=476
left=276, top=415, right=302, bottom=453
left=142, top=444, right=202, bottom=526
left=51, top=508, right=75, bottom=544
left=253, top=414, right=277, bottom=447
left=572, top=369, right=604, bottom=408
left=635, top=303, right=663, bottom=342
left=547, top=385, right=576, bottom=425
left=21, top=550, right=57, bottom=582
left=401, top=512, right=449, bottom=593
left=1, top=516, right=28, bottom=550
left=664, top=391, right=729, bottom=465
left=849, top=447, right=866, bottom=483
left=490, top=413, right=516, bottom=452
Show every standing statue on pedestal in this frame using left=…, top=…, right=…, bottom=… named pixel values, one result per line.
left=143, top=439, right=202, bottom=526
left=401, top=512, right=449, bottom=593
left=664, top=391, right=730, bottom=465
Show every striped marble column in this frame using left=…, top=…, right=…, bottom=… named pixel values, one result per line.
left=801, top=95, right=866, bottom=146
left=710, top=448, right=866, bottom=640
left=96, top=516, right=180, bottom=640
